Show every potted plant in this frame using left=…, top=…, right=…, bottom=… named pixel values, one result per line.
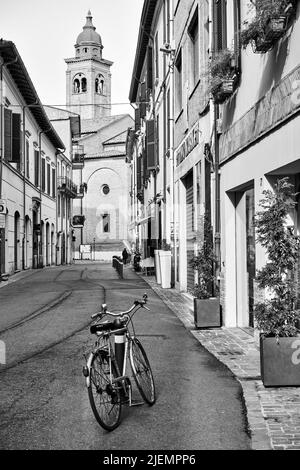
left=208, top=49, right=238, bottom=104
left=254, top=178, right=300, bottom=387
left=189, top=216, right=220, bottom=328
left=240, top=0, right=296, bottom=53
left=159, top=241, right=172, bottom=289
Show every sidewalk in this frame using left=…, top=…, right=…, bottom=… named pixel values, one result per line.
left=141, top=274, right=300, bottom=451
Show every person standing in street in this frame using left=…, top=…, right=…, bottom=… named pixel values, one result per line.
left=122, top=248, right=128, bottom=265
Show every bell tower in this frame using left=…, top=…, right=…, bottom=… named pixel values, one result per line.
left=65, top=11, right=113, bottom=120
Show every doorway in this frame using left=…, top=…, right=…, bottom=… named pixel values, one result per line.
left=14, top=212, right=20, bottom=271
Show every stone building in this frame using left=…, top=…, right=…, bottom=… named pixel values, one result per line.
left=65, top=12, right=133, bottom=260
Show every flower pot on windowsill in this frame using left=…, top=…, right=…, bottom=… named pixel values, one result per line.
left=260, top=335, right=300, bottom=387
left=252, top=35, right=273, bottom=53
left=264, top=15, right=288, bottom=41
left=212, top=77, right=237, bottom=104
left=194, top=297, right=221, bottom=329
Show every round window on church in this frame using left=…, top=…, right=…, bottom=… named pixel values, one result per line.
left=102, top=184, right=110, bottom=195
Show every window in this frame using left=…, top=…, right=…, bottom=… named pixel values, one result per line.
left=62, top=196, right=65, bottom=218
left=52, top=168, right=56, bottom=198
left=41, top=159, right=45, bottom=192
left=58, top=194, right=61, bottom=217
left=34, top=150, right=39, bottom=187
left=103, top=213, right=110, bottom=233
left=26, top=140, right=30, bottom=178
left=188, top=9, right=199, bottom=89
left=175, top=50, right=182, bottom=114
left=4, top=108, right=12, bottom=161
left=47, top=163, right=51, bottom=195
left=95, top=74, right=105, bottom=94
left=4, top=110, right=21, bottom=165
left=81, top=77, right=87, bottom=93
left=155, top=33, right=159, bottom=79
left=214, top=0, right=227, bottom=51
left=102, top=184, right=110, bottom=195
left=73, top=74, right=87, bottom=93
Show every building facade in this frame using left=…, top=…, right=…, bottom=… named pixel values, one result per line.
left=0, top=40, right=65, bottom=277
left=66, top=12, right=133, bottom=261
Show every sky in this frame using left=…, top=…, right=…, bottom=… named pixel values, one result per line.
left=0, top=0, right=143, bottom=116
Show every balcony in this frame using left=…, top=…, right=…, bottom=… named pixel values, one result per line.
left=57, top=176, right=78, bottom=199
left=72, top=145, right=85, bottom=169
left=75, top=183, right=87, bottom=199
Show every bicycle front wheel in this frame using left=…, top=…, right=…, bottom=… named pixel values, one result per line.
left=129, top=338, right=156, bottom=405
left=88, top=349, right=122, bottom=431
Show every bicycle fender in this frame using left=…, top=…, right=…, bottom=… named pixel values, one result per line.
left=86, top=351, right=95, bottom=388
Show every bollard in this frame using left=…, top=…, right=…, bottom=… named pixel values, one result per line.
left=114, top=331, right=125, bottom=375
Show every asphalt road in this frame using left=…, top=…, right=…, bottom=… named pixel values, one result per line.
left=0, top=263, right=251, bottom=450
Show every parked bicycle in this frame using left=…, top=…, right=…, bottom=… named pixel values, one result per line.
left=83, top=293, right=156, bottom=431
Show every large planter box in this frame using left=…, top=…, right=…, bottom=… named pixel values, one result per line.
left=159, top=251, right=171, bottom=289
left=260, top=335, right=300, bottom=387
left=194, top=298, right=221, bottom=329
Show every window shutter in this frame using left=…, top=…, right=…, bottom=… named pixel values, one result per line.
left=143, top=148, right=150, bottom=184
left=42, top=159, right=45, bottom=192
left=135, top=107, right=141, bottom=132
left=233, top=0, right=241, bottom=62
left=136, top=154, right=142, bottom=192
left=52, top=168, right=56, bottom=198
left=12, top=114, right=21, bottom=163
left=140, top=82, right=147, bottom=118
left=214, top=0, right=227, bottom=51
left=146, top=46, right=153, bottom=91
left=47, top=164, right=51, bottom=195
left=146, top=120, right=156, bottom=170
left=4, top=109, right=12, bottom=161
left=34, top=150, right=40, bottom=187
left=26, top=140, right=30, bottom=178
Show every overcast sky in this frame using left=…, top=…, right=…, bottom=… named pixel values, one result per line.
left=0, top=0, right=143, bottom=116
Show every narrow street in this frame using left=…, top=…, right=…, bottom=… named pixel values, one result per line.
left=0, top=263, right=251, bottom=450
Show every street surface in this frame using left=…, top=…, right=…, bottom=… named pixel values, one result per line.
left=0, top=263, right=251, bottom=450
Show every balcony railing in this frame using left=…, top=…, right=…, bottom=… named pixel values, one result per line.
left=57, top=176, right=78, bottom=198
left=72, top=145, right=85, bottom=169
left=75, top=182, right=87, bottom=198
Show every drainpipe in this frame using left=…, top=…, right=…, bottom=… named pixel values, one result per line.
left=169, top=9, right=175, bottom=285
left=22, top=101, right=38, bottom=270
left=210, top=0, right=221, bottom=294
left=38, top=128, right=51, bottom=268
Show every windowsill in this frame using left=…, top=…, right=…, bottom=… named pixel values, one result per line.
left=175, top=109, right=183, bottom=124
left=189, top=79, right=201, bottom=100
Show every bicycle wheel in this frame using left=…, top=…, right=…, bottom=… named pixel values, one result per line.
left=129, top=337, right=156, bottom=405
left=88, top=349, right=122, bottom=431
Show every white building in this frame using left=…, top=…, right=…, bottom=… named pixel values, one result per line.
left=0, top=40, right=64, bottom=277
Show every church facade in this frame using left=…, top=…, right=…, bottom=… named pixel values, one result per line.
left=65, top=12, right=133, bottom=260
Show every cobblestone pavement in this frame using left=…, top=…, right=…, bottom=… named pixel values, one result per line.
left=141, top=274, right=300, bottom=451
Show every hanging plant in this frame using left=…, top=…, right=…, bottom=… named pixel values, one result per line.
left=208, top=49, right=238, bottom=103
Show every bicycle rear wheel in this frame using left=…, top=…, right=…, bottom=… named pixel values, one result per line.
left=129, top=337, right=156, bottom=405
left=88, top=349, right=122, bottom=431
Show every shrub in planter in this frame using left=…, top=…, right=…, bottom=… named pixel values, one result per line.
left=254, top=178, right=300, bottom=386
left=189, top=216, right=220, bottom=328
left=240, top=0, right=296, bottom=52
left=208, top=49, right=238, bottom=103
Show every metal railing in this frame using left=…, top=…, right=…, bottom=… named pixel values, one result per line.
left=112, top=256, right=123, bottom=279
left=57, top=176, right=78, bottom=198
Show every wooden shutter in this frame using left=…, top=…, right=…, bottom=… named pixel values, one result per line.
left=52, top=168, right=56, bottom=198
left=34, top=150, right=40, bottom=187
left=140, top=82, right=147, bottom=118
left=233, top=0, right=241, bottom=64
left=47, top=164, right=51, bottom=194
left=42, top=159, right=45, bottom=192
left=135, top=107, right=141, bottom=132
left=12, top=114, right=21, bottom=163
left=4, top=108, right=12, bottom=161
left=146, top=120, right=156, bottom=170
left=26, top=140, right=30, bottom=178
left=136, top=154, right=142, bottom=192
left=146, top=46, right=153, bottom=91
left=214, top=0, right=227, bottom=51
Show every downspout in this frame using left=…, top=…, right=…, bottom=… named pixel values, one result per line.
left=22, top=100, right=38, bottom=270
left=169, top=7, right=175, bottom=286
left=210, top=0, right=221, bottom=294
left=38, top=128, right=51, bottom=268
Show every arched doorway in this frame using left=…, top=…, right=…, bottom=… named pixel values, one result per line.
left=25, top=215, right=31, bottom=269
left=61, top=232, right=66, bottom=265
left=14, top=211, right=20, bottom=271
left=40, top=220, right=44, bottom=268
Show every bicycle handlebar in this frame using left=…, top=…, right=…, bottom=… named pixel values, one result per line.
left=91, top=293, right=148, bottom=320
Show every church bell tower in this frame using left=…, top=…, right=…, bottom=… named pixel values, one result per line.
left=65, top=11, right=113, bottom=120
